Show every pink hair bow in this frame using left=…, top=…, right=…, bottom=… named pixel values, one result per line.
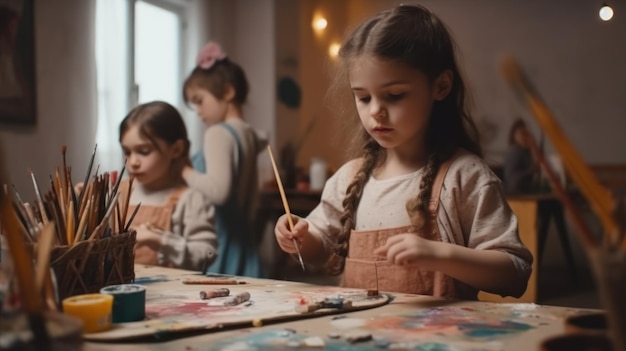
left=197, top=42, right=227, bottom=69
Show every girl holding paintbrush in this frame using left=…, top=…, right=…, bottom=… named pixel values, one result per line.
left=181, top=41, right=267, bottom=278
left=274, top=5, right=532, bottom=299
left=119, top=101, right=218, bottom=272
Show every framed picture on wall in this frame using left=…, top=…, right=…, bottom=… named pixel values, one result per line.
left=0, top=0, right=36, bottom=125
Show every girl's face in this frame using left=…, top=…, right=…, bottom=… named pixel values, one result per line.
left=121, top=125, right=182, bottom=190
left=185, top=86, right=229, bottom=126
left=349, top=56, right=449, bottom=158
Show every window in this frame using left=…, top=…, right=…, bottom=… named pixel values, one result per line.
left=95, top=0, right=187, bottom=172
left=135, top=0, right=185, bottom=107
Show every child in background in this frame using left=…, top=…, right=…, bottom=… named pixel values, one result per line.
left=120, top=101, right=218, bottom=272
left=274, top=5, right=532, bottom=299
left=503, top=118, right=540, bottom=194
left=182, top=42, right=267, bottom=278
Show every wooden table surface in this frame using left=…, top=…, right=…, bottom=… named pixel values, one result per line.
left=82, top=265, right=597, bottom=351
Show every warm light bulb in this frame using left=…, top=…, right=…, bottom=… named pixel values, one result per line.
left=328, top=42, right=341, bottom=59
left=599, top=4, right=614, bottom=21
left=313, top=17, right=328, bottom=31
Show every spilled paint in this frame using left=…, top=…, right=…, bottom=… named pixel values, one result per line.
left=133, top=275, right=169, bottom=284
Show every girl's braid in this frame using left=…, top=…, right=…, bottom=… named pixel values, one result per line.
left=405, top=153, right=439, bottom=233
left=326, top=140, right=380, bottom=275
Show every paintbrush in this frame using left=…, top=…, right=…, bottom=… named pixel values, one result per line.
left=80, top=144, right=97, bottom=202
left=29, top=169, right=49, bottom=225
left=123, top=202, right=141, bottom=233
left=266, top=145, right=306, bottom=271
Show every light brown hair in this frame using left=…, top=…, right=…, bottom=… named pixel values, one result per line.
left=326, top=5, right=482, bottom=275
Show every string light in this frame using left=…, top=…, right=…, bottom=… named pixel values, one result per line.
left=312, top=17, right=328, bottom=31
left=328, top=42, right=340, bottom=59
left=599, top=3, right=614, bottom=21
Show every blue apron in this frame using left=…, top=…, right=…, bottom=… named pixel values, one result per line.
left=194, top=123, right=261, bottom=278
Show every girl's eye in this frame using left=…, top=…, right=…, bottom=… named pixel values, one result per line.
left=387, top=93, right=405, bottom=101
left=356, top=96, right=371, bottom=103
left=138, top=148, right=152, bottom=156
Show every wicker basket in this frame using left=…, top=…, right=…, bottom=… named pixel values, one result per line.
left=48, top=231, right=136, bottom=301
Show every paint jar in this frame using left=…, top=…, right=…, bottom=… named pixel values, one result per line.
left=309, top=157, right=327, bottom=191
left=540, top=333, right=612, bottom=351
left=0, top=311, right=83, bottom=351
left=100, top=284, right=146, bottom=323
left=62, top=293, right=113, bottom=333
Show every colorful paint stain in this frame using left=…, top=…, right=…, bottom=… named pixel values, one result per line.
left=146, top=302, right=233, bottom=319
left=365, top=306, right=533, bottom=340
left=211, top=303, right=538, bottom=350
left=133, top=275, right=169, bottom=284
left=209, top=329, right=475, bottom=351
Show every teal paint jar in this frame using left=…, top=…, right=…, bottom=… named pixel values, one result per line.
left=100, top=284, right=146, bottom=323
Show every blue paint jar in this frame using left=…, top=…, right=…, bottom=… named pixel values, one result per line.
left=100, top=284, right=146, bottom=323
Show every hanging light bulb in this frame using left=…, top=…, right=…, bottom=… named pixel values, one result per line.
left=599, top=3, right=614, bottom=21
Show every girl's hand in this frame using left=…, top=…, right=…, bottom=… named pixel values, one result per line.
left=135, top=224, right=162, bottom=251
left=274, top=214, right=309, bottom=254
left=373, top=234, right=440, bottom=267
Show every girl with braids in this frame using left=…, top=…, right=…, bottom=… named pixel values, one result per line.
left=274, top=5, right=532, bottom=299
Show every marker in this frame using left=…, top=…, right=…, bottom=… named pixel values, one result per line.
left=199, top=288, right=230, bottom=300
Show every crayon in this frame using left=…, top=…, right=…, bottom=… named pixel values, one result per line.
left=223, top=292, right=251, bottom=306
left=199, top=288, right=230, bottom=300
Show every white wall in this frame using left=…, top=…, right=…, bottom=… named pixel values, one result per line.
left=0, top=0, right=97, bottom=200
left=206, top=0, right=276, bottom=184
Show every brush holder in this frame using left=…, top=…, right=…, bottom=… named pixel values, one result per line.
left=46, top=231, right=137, bottom=301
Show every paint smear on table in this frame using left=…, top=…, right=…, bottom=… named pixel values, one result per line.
left=210, top=305, right=551, bottom=351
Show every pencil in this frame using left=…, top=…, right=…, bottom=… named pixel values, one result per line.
left=266, top=145, right=306, bottom=271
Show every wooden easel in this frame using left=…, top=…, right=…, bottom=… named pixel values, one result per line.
left=501, top=56, right=625, bottom=351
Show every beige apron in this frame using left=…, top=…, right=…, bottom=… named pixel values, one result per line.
left=342, top=157, right=462, bottom=298
left=119, top=181, right=186, bottom=266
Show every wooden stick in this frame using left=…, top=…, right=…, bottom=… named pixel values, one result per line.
left=34, top=222, right=56, bottom=292
left=500, top=56, right=619, bottom=247
left=65, top=200, right=75, bottom=244
left=0, top=187, right=49, bottom=345
left=266, top=145, right=306, bottom=271
left=120, top=176, right=133, bottom=233
left=522, top=129, right=598, bottom=250
left=182, top=279, right=246, bottom=285
left=74, top=198, right=91, bottom=243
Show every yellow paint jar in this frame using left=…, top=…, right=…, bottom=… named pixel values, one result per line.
left=62, top=293, right=113, bottom=333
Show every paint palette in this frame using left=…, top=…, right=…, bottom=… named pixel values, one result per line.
left=83, top=285, right=390, bottom=341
